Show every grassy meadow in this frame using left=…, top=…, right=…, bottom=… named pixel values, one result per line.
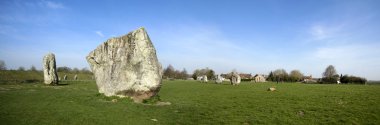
left=0, top=70, right=93, bottom=84
left=0, top=79, right=379, bottom=125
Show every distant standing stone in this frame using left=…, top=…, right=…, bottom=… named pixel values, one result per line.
left=63, top=75, right=67, bottom=80
left=215, top=74, right=223, bottom=84
left=202, top=75, right=208, bottom=83
left=86, top=27, right=162, bottom=102
left=43, top=53, right=59, bottom=85
left=74, top=74, right=78, bottom=80
left=230, top=71, right=241, bottom=85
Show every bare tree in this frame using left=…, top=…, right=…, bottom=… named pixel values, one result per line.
left=18, top=66, right=25, bottom=71
left=323, top=65, right=337, bottom=78
left=29, top=65, right=37, bottom=71
left=273, top=69, right=288, bottom=82
left=289, top=70, right=303, bottom=82
left=322, top=65, right=339, bottom=83
left=163, top=64, right=175, bottom=79
left=0, top=60, right=6, bottom=70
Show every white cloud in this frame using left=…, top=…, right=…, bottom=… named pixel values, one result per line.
left=43, top=1, right=65, bottom=9
left=95, top=31, right=104, bottom=37
left=310, top=25, right=328, bottom=40
left=309, top=23, right=345, bottom=41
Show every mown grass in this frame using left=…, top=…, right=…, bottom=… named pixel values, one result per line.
left=0, top=70, right=93, bottom=84
left=0, top=80, right=379, bottom=124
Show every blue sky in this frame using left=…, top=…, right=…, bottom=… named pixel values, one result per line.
left=1, top=0, right=379, bottom=80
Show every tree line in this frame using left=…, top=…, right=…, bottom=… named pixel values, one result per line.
left=266, top=65, right=367, bottom=84
left=0, top=60, right=92, bottom=74
left=162, top=64, right=216, bottom=80
left=2, top=60, right=368, bottom=84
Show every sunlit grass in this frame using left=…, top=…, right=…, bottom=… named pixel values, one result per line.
left=0, top=80, right=379, bottom=124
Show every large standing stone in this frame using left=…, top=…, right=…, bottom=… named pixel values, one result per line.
left=230, top=72, right=241, bottom=85
left=43, top=53, right=59, bottom=85
left=86, top=27, right=162, bottom=102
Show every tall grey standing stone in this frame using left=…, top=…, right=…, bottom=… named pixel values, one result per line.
left=86, top=27, right=162, bottom=102
left=43, top=53, right=59, bottom=85
left=230, top=71, right=241, bottom=85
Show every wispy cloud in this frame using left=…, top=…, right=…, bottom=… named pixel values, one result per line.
left=95, top=31, right=104, bottom=37
left=309, top=23, right=345, bottom=41
left=42, top=0, right=65, bottom=9
left=152, top=23, right=249, bottom=73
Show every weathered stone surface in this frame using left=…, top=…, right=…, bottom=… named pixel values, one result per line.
left=202, top=75, right=208, bottom=83
left=215, top=74, right=223, bottom=84
left=196, top=76, right=203, bottom=81
left=43, top=53, right=59, bottom=85
left=230, top=72, right=241, bottom=85
left=254, top=74, right=266, bottom=83
left=86, top=27, right=162, bottom=102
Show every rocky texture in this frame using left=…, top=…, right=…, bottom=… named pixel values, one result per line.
left=43, top=53, right=59, bottom=85
left=254, top=74, right=266, bottom=83
left=86, top=27, right=162, bottom=102
left=215, top=74, right=223, bottom=84
left=230, top=72, right=241, bottom=85
left=196, top=76, right=203, bottom=81
left=202, top=75, right=208, bottom=83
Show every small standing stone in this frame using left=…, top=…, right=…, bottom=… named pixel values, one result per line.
left=215, top=74, right=223, bottom=84
left=74, top=74, right=78, bottom=80
left=43, top=53, right=59, bottom=85
left=63, top=75, right=67, bottom=80
left=230, top=71, right=241, bottom=85
left=202, top=75, right=208, bottom=83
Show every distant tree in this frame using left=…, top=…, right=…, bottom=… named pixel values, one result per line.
left=179, top=68, right=188, bottom=79
left=57, top=66, right=72, bottom=72
left=323, top=65, right=337, bottom=78
left=173, top=70, right=180, bottom=79
left=267, top=71, right=274, bottom=81
left=273, top=69, right=288, bottom=82
left=322, top=65, right=338, bottom=83
left=192, top=69, right=200, bottom=80
left=289, top=70, right=303, bottom=82
left=29, top=65, right=37, bottom=71
left=0, top=60, right=6, bottom=70
left=18, top=66, right=25, bottom=71
left=72, top=68, right=80, bottom=73
left=81, top=67, right=92, bottom=74
left=192, top=67, right=215, bottom=80
left=340, top=75, right=367, bottom=84
left=206, top=69, right=215, bottom=80
left=163, top=64, right=175, bottom=79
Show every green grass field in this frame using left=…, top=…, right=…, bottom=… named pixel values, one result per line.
left=0, top=70, right=93, bottom=84
left=0, top=80, right=379, bottom=124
